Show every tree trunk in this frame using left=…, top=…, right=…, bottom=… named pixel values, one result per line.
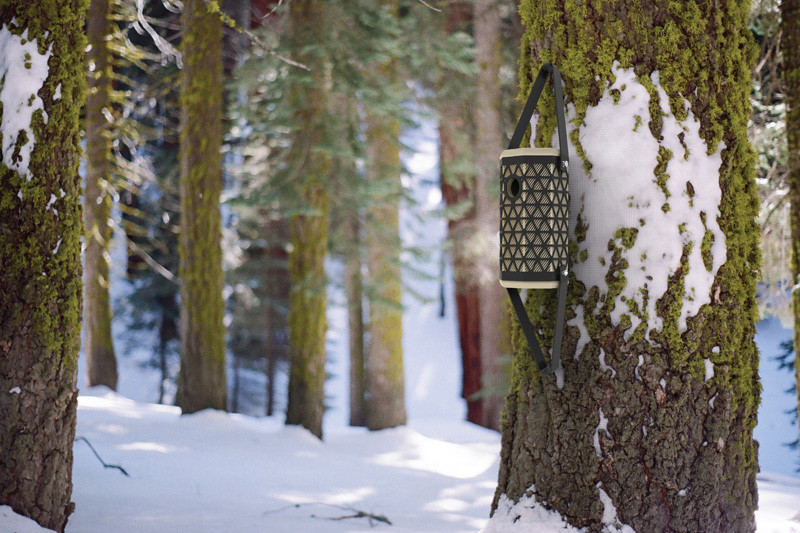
left=784, top=0, right=800, bottom=446
left=84, top=0, right=118, bottom=390
left=0, top=3, right=86, bottom=531
left=175, top=0, right=227, bottom=414
left=346, top=212, right=367, bottom=427
left=439, top=0, right=485, bottom=425
left=363, top=0, right=406, bottom=432
left=473, top=0, right=507, bottom=431
left=284, top=0, right=331, bottom=440
left=491, top=1, right=760, bottom=531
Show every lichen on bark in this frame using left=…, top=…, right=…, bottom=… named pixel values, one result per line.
left=0, top=1, right=87, bottom=531
left=492, top=1, right=761, bottom=531
left=175, top=0, right=227, bottom=414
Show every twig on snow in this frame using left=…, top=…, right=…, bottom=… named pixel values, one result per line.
left=75, top=436, right=130, bottom=477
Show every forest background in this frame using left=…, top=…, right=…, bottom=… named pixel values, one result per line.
left=2, top=0, right=800, bottom=531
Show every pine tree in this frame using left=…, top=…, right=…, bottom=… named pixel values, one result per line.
left=363, top=0, right=407, bottom=431
left=84, top=0, right=118, bottom=390
left=784, top=0, right=800, bottom=448
left=0, top=2, right=86, bottom=530
left=490, top=1, right=760, bottom=530
left=175, top=0, right=227, bottom=413
left=284, top=0, right=331, bottom=439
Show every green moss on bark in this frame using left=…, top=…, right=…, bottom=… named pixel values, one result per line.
left=175, top=0, right=227, bottom=414
left=494, top=1, right=760, bottom=531
left=284, top=0, right=332, bottom=440
left=0, top=1, right=87, bottom=531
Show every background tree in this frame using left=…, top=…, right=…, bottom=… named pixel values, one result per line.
left=283, top=0, right=331, bottom=439
left=363, top=0, right=407, bottom=431
left=84, top=0, right=118, bottom=390
left=175, top=0, right=227, bottom=413
left=491, top=1, right=760, bottom=530
left=472, top=0, right=508, bottom=430
left=0, top=1, right=87, bottom=530
left=784, top=0, right=800, bottom=446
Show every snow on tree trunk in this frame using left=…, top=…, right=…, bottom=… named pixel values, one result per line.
left=84, top=0, right=118, bottom=390
left=489, top=1, right=760, bottom=531
left=783, top=0, right=800, bottom=447
left=175, top=0, right=227, bottom=413
left=0, top=2, right=86, bottom=531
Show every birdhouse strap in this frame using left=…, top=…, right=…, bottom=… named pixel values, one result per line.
left=508, top=63, right=569, bottom=169
left=506, top=287, right=552, bottom=375
left=505, top=272, right=568, bottom=376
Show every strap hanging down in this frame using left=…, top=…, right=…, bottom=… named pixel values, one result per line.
left=508, top=63, right=569, bottom=170
left=506, top=270, right=568, bottom=376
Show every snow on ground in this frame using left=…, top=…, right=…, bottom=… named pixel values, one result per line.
left=4, top=120, right=800, bottom=533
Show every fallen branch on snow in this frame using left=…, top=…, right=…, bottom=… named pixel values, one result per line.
left=75, top=436, right=130, bottom=477
left=264, top=502, right=392, bottom=527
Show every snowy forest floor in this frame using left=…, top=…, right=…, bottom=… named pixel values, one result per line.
left=1, top=385, right=800, bottom=533
left=3, top=124, right=800, bottom=532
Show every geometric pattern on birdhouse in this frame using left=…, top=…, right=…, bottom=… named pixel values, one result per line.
left=500, top=157, right=569, bottom=276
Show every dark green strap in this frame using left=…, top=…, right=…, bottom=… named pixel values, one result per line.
left=508, top=63, right=569, bottom=170
left=505, top=272, right=568, bottom=376
left=506, top=287, right=552, bottom=375
left=551, top=271, right=569, bottom=372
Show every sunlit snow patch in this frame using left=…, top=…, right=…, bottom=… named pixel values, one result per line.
left=0, top=24, right=52, bottom=180
left=565, top=63, right=726, bottom=338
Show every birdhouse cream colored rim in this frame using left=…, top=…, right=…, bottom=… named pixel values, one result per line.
left=500, top=147, right=560, bottom=160
left=499, top=279, right=559, bottom=289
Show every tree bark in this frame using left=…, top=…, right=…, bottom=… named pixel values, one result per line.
left=84, top=0, right=118, bottom=390
left=491, top=1, right=760, bottom=531
left=346, top=212, right=367, bottom=427
left=363, top=0, right=407, bottom=432
left=285, top=0, right=331, bottom=439
left=175, top=0, right=227, bottom=413
left=784, top=0, right=800, bottom=446
left=473, top=0, right=507, bottom=430
left=0, top=2, right=86, bottom=530
left=439, top=0, right=485, bottom=426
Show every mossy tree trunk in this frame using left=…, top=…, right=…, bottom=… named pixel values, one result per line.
left=0, top=2, right=86, bottom=531
left=784, top=0, right=800, bottom=444
left=284, top=0, right=331, bottom=440
left=491, top=1, right=760, bottom=531
left=362, top=0, right=406, bottom=432
left=362, top=3, right=407, bottom=432
left=84, top=0, right=118, bottom=390
left=175, top=0, right=227, bottom=414
left=364, top=111, right=407, bottom=431
left=473, top=0, right=507, bottom=431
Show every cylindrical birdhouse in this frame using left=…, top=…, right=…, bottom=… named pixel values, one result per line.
left=499, top=146, right=569, bottom=290
left=500, top=63, right=569, bottom=376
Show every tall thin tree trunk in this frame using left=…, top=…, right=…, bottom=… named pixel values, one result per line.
left=784, top=0, right=800, bottom=446
left=284, top=0, right=331, bottom=439
left=0, top=3, right=86, bottom=531
left=175, top=0, right=227, bottom=413
left=473, top=0, right=506, bottom=430
left=363, top=0, right=406, bottom=432
left=491, top=1, right=760, bottom=530
left=346, top=213, right=367, bottom=427
left=439, top=0, right=485, bottom=425
left=84, top=0, right=118, bottom=390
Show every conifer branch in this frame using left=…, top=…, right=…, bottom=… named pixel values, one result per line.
left=202, top=0, right=310, bottom=71
left=415, top=0, right=442, bottom=12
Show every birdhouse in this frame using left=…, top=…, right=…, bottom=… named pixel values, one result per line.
left=500, top=63, right=569, bottom=376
